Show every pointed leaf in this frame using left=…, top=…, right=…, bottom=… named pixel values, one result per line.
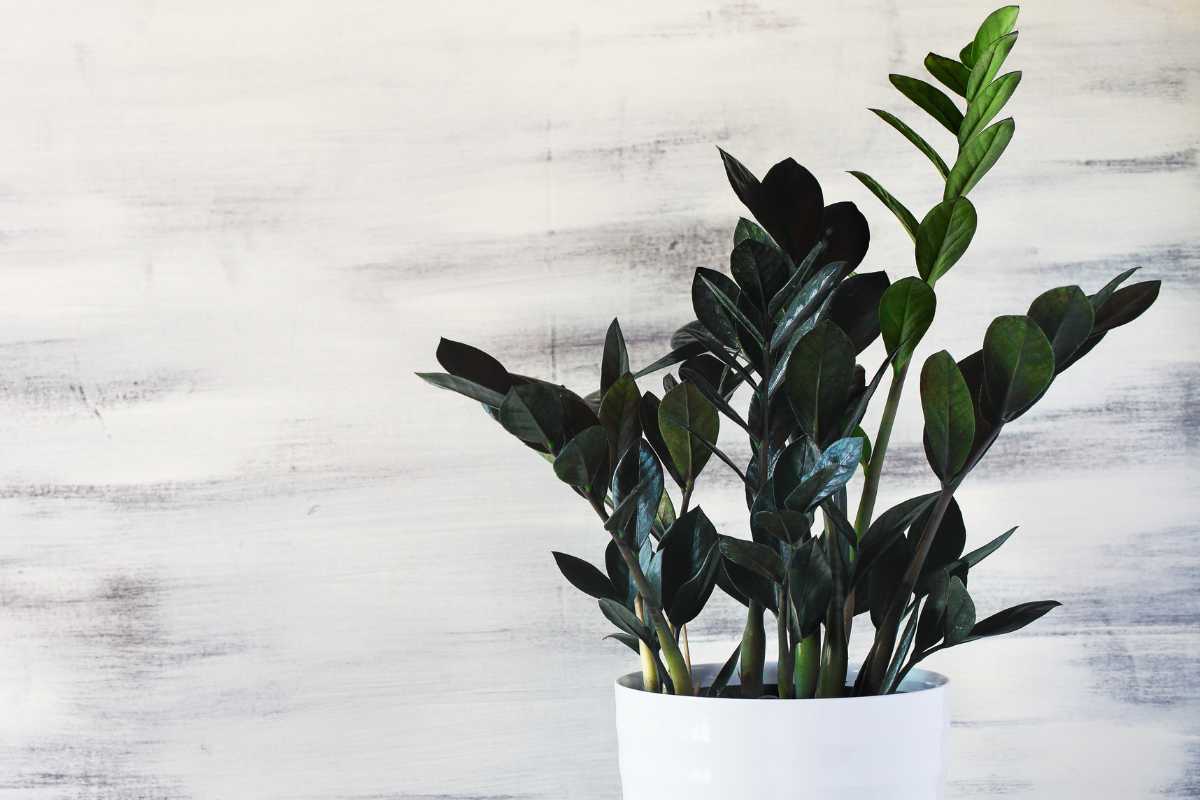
left=821, top=201, right=872, bottom=272
left=598, top=598, right=653, bottom=646
left=788, top=539, right=832, bottom=635
left=784, top=437, right=863, bottom=513
left=718, top=536, right=785, bottom=583
left=889, top=75, right=964, bottom=135
left=436, top=338, right=513, bottom=395
left=920, top=351, right=975, bottom=480
left=553, top=426, right=611, bottom=501
left=1028, top=286, right=1095, bottom=368
left=601, top=318, right=630, bottom=396
left=870, top=108, right=949, bottom=178
left=757, top=158, right=826, bottom=263
left=960, top=71, right=1021, bottom=145
left=916, top=197, right=977, bottom=285
left=945, top=118, right=1015, bottom=200
left=967, top=600, right=1060, bottom=641
left=855, top=492, right=940, bottom=586
left=552, top=551, right=619, bottom=600
left=599, top=373, right=642, bottom=464
left=416, top=372, right=506, bottom=408
left=500, top=383, right=565, bottom=451
left=848, top=170, right=920, bottom=240
left=924, top=52, right=970, bottom=97
left=829, top=271, right=891, bottom=354
left=734, top=217, right=774, bottom=248
left=880, top=276, right=937, bottom=373
left=784, top=320, right=857, bottom=444
left=769, top=261, right=845, bottom=352
left=692, top=268, right=742, bottom=348
left=965, top=32, right=1018, bottom=101
left=982, top=315, right=1055, bottom=423
left=963, top=5, right=1019, bottom=69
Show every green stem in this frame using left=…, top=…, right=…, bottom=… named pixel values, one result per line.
left=794, top=631, right=821, bottom=699
left=854, top=361, right=910, bottom=536
left=777, top=601, right=795, bottom=698
left=739, top=600, right=765, bottom=698
left=635, top=596, right=660, bottom=693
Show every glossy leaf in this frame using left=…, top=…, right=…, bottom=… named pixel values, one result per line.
left=704, top=642, right=743, bottom=697
left=1062, top=280, right=1160, bottom=371
left=769, top=261, right=845, bottom=352
left=604, top=632, right=642, bottom=656
left=963, top=5, right=1019, bottom=69
left=1090, top=267, right=1139, bottom=310
left=599, top=373, right=642, bottom=464
left=922, top=525, right=1017, bottom=593
left=416, top=372, right=506, bottom=408
left=889, top=74, right=964, bottom=135
left=610, top=442, right=664, bottom=548
left=698, top=271, right=766, bottom=350
left=982, top=315, right=1055, bottom=423
left=666, top=547, right=720, bottom=627
left=909, top=497, right=966, bottom=584
left=732, top=239, right=790, bottom=307
left=821, top=201, right=871, bottom=272
left=692, top=268, right=744, bottom=348
left=601, top=318, right=630, bottom=396
left=598, top=597, right=653, bottom=647
left=757, top=158, right=826, bottom=263
left=658, top=383, right=719, bottom=484
left=870, top=108, right=949, bottom=178
left=1028, top=286, right=1094, bottom=368
left=640, top=392, right=685, bottom=488
left=920, top=351, right=975, bottom=480
left=965, top=32, right=1018, bottom=101
left=945, top=118, right=1015, bottom=200
left=788, top=539, right=832, bottom=635
left=771, top=439, right=820, bottom=508
left=848, top=171, right=920, bottom=240
left=436, top=338, right=513, bottom=396
left=500, top=383, right=564, bottom=452
left=784, top=437, right=863, bottom=513
left=917, top=574, right=974, bottom=650
left=855, top=492, right=939, bottom=586
left=880, top=276, right=937, bottom=372
left=916, top=196, right=977, bottom=285
left=553, top=426, right=611, bottom=501
left=784, top=320, right=856, bottom=444
left=718, top=559, right=778, bottom=614
left=966, top=600, right=1060, bottom=641
left=960, top=70, right=1021, bottom=144
left=719, top=536, right=785, bottom=583
left=605, top=540, right=638, bottom=610
left=734, top=217, right=774, bottom=249
left=924, top=52, right=970, bottom=97
left=753, top=510, right=813, bottom=547
left=829, top=271, right=891, bottom=354
left=552, top=551, right=618, bottom=600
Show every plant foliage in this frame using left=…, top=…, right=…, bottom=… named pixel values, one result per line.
left=418, top=5, right=1158, bottom=698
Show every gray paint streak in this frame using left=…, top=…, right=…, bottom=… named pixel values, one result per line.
left=0, top=1, right=1196, bottom=798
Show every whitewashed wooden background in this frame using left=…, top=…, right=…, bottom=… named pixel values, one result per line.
left=0, top=1, right=1195, bottom=798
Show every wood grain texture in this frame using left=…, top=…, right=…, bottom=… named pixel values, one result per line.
left=0, top=1, right=1196, bottom=797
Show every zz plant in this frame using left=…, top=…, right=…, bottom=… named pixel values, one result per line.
left=419, top=5, right=1159, bottom=698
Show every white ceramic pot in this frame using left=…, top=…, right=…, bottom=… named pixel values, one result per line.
left=614, top=661, right=949, bottom=800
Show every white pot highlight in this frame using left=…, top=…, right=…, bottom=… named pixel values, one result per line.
left=614, top=661, right=949, bottom=800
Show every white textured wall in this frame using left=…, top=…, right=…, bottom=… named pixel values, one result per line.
left=0, top=1, right=1196, bottom=798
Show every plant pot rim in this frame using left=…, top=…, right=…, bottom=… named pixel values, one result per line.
left=615, top=661, right=948, bottom=702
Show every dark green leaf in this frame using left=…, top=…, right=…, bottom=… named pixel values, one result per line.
left=604, top=632, right=642, bottom=655
left=854, top=492, right=940, bottom=587
left=500, top=383, right=565, bottom=451
left=703, top=642, right=743, bottom=697
left=692, top=268, right=743, bottom=348
left=552, top=551, right=618, bottom=600
left=1062, top=279, right=1160, bottom=371
left=967, top=600, right=1060, bottom=641
left=889, top=74, right=964, bottom=135
left=734, top=217, right=774, bottom=248
left=599, top=373, right=642, bottom=465
left=610, top=442, right=664, bottom=548
left=924, top=52, right=970, bottom=97
left=601, top=318, right=630, bottom=396
left=553, top=426, right=611, bottom=501
left=436, top=338, right=513, bottom=396
left=963, top=5, right=1019, bottom=69
left=982, top=314, right=1055, bottom=423
left=829, top=271, right=891, bottom=354
left=909, top=497, right=966, bottom=585
left=920, top=351, right=975, bottom=480
left=732, top=239, right=791, bottom=308
left=788, top=538, right=832, bottom=635
left=960, top=70, right=1021, bottom=144
left=753, top=510, right=813, bottom=546
left=416, top=372, right=506, bottom=408
left=719, top=535, right=785, bottom=583
left=677, top=368, right=752, bottom=435
left=632, top=342, right=708, bottom=380
left=784, top=437, right=863, bottom=513
left=916, top=197, right=977, bottom=285
left=784, top=320, right=856, bottom=444
left=965, top=32, right=1018, bottom=101
left=867, top=533, right=912, bottom=627
left=922, top=525, right=1017, bottom=593
left=769, top=261, right=845, bottom=352
left=598, top=597, right=653, bottom=646
left=718, top=147, right=762, bottom=218
left=718, top=559, right=778, bottom=613
left=666, top=546, right=719, bottom=627
left=658, top=383, right=719, bottom=484
left=767, top=239, right=828, bottom=318
left=640, top=392, right=685, bottom=488
left=1028, top=286, right=1094, bottom=368
left=821, top=201, right=871, bottom=272
left=698, top=271, right=765, bottom=350
left=605, top=540, right=637, bottom=610
left=757, top=158, right=826, bottom=263
left=945, top=118, right=1015, bottom=200
left=870, top=108, right=949, bottom=178
left=771, top=439, right=820, bottom=508
left=917, top=574, right=974, bottom=650
left=848, top=170, right=920, bottom=240
left=1090, top=267, right=1139, bottom=310
left=879, top=276, right=937, bottom=373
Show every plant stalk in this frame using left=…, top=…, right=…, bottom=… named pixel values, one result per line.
left=739, top=600, right=766, bottom=698
left=794, top=631, right=821, bottom=698
left=635, top=596, right=660, bottom=693
left=777, top=602, right=795, bottom=698
left=854, top=361, right=910, bottom=535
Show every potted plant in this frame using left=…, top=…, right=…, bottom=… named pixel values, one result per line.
left=418, top=6, right=1160, bottom=797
